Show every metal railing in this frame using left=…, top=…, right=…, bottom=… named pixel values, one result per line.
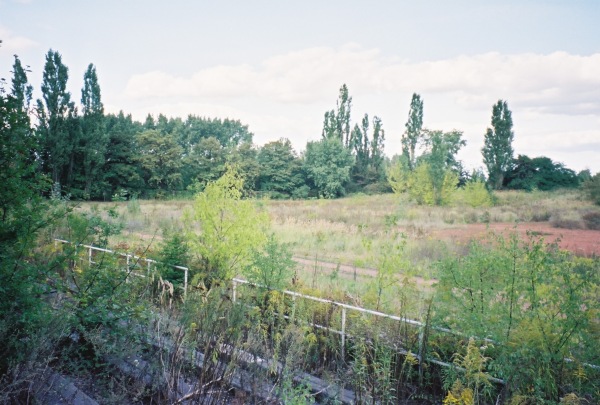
left=53, top=238, right=600, bottom=377
left=54, top=239, right=188, bottom=297
left=231, top=277, right=506, bottom=384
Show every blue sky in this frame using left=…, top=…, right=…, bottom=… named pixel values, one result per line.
left=1, top=0, right=599, bottom=172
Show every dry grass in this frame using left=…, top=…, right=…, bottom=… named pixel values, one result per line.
left=72, top=188, right=597, bottom=285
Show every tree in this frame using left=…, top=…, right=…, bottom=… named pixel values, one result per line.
left=185, top=167, right=269, bottom=285
left=136, top=129, right=183, bottom=193
left=226, top=141, right=261, bottom=194
left=388, top=130, right=464, bottom=206
left=421, top=130, right=464, bottom=205
left=322, top=84, right=352, bottom=146
left=0, top=63, right=53, bottom=375
left=177, top=115, right=253, bottom=152
left=369, top=115, right=386, bottom=179
left=102, top=111, right=144, bottom=199
left=482, top=100, right=514, bottom=190
left=257, top=138, right=304, bottom=198
left=504, top=155, right=579, bottom=191
left=36, top=49, right=79, bottom=188
left=304, top=138, right=354, bottom=198
left=11, top=55, right=33, bottom=112
left=183, top=136, right=227, bottom=191
left=80, top=63, right=107, bottom=199
left=401, top=93, right=424, bottom=170
left=583, top=172, right=600, bottom=205
left=244, top=234, right=296, bottom=291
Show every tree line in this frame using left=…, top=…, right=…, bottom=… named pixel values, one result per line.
left=388, top=94, right=592, bottom=206
left=8, top=50, right=391, bottom=201
left=7, top=49, right=594, bottom=203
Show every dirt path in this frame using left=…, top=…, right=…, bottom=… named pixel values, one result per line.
left=292, top=256, right=436, bottom=287
left=121, top=230, right=434, bottom=286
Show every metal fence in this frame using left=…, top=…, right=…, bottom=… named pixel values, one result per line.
left=54, top=238, right=189, bottom=296
left=53, top=238, right=599, bottom=377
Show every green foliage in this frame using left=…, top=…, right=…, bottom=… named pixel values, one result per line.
left=482, top=100, right=514, bottom=190
left=136, top=129, right=184, bottom=192
left=435, top=233, right=600, bottom=401
left=505, top=155, right=579, bottom=191
left=388, top=161, right=458, bottom=206
left=444, top=338, right=493, bottom=405
left=304, top=137, right=354, bottom=198
left=10, top=55, right=33, bottom=110
left=455, top=180, right=493, bottom=208
left=36, top=48, right=80, bottom=188
left=102, top=111, right=144, bottom=199
left=157, top=230, right=190, bottom=287
left=583, top=172, right=600, bottom=205
left=80, top=63, right=107, bottom=199
left=349, top=113, right=387, bottom=188
left=244, top=234, right=296, bottom=291
left=183, top=136, right=227, bottom=191
left=257, top=138, right=304, bottom=198
left=402, top=92, right=424, bottom=170
left=363, top=231, right=408, bottom=311
left=389, top=129, right=464, bottom=206
left=0, top=75, right=53, bottom=375
left=322, top=83, right=352, bottom=146
left=185, top=166, right=269, bottom=285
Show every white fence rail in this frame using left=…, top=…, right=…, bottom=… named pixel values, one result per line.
left=53, top=238, right=600, bottom=377
left=54, top=239, right=188, bottom=297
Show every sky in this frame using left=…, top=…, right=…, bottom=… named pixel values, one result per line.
left=1, top=0, right=599, bottom=173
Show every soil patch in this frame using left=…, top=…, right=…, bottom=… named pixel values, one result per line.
left=430, top=222, right=600, bottom=257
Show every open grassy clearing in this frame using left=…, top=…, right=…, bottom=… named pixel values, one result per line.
left=72, top=189, right=600, bottom=312
left=77, top=188, right=598, bottom=272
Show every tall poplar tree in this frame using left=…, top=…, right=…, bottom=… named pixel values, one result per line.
left=482, top=100, right=514, bottom=189
left=370, top=115, right=385, bottom=178
left=80, top=63, right=107, bottom=198
left=322, top=84, right=352, bottom=146
left=36, top=49, right=78, bottom=187
left=402, top=93, right=424, bottom=170
left=11, top=56, right=33, bottom=112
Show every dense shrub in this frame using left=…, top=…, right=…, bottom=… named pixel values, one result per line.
left=583, top=172, right=600, bottom=205
left=455, top=180, right=493, bottom=207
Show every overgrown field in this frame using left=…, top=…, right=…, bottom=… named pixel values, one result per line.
left=79, top=188, right=600, bottom=275
left=4, top=189, right=597, bottom=404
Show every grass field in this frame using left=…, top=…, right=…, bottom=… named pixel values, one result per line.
left=72, top=189, right=600, bottom=306
left=55, top=190, right=600, bottom=402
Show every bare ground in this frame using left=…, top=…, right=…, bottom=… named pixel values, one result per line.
left=430, top=222, right=600, bottom=257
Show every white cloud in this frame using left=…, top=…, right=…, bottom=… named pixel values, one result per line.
left=123, top=46, right=600, bottom=117
left=120, top=45, right=600, bottom=172
left=0, top=26, right=38, bottom=55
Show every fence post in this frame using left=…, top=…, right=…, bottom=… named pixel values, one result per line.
left=341, top=307, right=347, bottom=360
left=417, top=325, right=425, bottom=382
left=126, top=254, right=130, bottom=268
left=184, top=268, right=188, bottom=300
left=88, top=246, right=92, bottom=265
left=232, top=279, right=237, bottom=303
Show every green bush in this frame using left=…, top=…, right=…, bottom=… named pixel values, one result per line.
left=456, top=180, right=492, bottom=207
left=583, top=173, right=600, bottom=205
left=157, top=231, right=190, bottom=287
left=434, top=233, right=599, bottom=402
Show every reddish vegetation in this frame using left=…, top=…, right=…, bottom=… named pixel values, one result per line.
left=431, top=222, right=600, bottom=257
